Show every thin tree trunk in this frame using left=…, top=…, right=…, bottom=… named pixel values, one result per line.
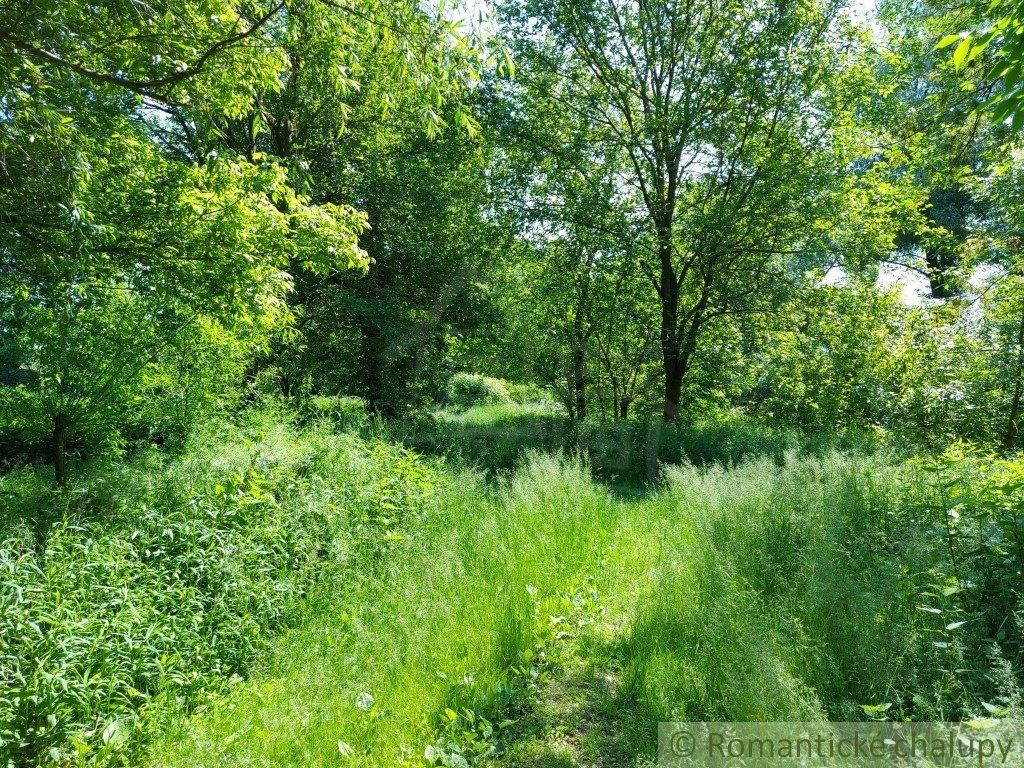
left=663, top=361, right=683, bottom=421
left=52, top=412, right=69, bottom=485
left=925, top=246, right=956, bottom=300
left=618, top=395, right=632, bottom=420
left=573, top=345, right=587, bottom=421
left=360, top=318, right=388, bottom=415
left=1002, top=303, right=1024, bottom=452
left=658, top=235, right=682, bottom=422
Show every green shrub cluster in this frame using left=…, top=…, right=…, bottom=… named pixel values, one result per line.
left=443, top=374, right=513, bottom=411
left=0, top=416, right=435, bottom=766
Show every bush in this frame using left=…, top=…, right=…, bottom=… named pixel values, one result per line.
left=504, top=381, right=557, bottom=406
left=444, top=373, right=512, bottom=410
left=0, top=415, right=435, bottom=766
left=295, top=395, right=369, bottom=432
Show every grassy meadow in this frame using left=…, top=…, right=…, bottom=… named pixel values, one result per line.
left=5, top=400, right=1018, bottom=766
left=8, top=0, right=1024, bottom=764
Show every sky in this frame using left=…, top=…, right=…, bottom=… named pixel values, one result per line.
left=459, top=0, right=880, bottom=26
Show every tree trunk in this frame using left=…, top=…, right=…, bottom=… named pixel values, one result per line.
left=1002, top=303, right=1024, bottom=452
left=923, top=186, right=970, bottom=300
left=658, top=234, right=682, bottom=422
left=572, top=345, right=587, bottom=422
left=360, top=319, right=387, bottom=415
left=618, top=395, right=633, bottom=420
left=925, top=246, right=957, bottom=300
left=608, top=373, right=620, bottom=421
left=52, top=412, right=69, bottom=486
left=663, top=361, right=683, bottom=422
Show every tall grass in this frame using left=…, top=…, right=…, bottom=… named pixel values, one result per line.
left=148, top=453, right=618, bottom=767
left=152, top=449, right=988, bottom=767
left=395, top=404, right=881, bottom=483
left=615, top=451, right=1021, bottom=738
left=7, top=404, right=1021, bottom=767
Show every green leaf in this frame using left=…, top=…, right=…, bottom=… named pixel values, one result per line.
left=936, top=34, right=962, bottom=50
left=953, top=38, right=973, bottom=68
left=982, top=702, right=1010, bottom=716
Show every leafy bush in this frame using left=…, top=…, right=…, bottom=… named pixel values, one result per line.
left=901, top=444, right=1024, bottom=705
left=444, top=374, right=512, bottom=411
left=0, top=415, right=435, bottom=766
left=503, top=381, right=558, bottom=406
left=296, top=395, right=369, bottom=432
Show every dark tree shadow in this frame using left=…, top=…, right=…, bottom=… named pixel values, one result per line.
left=493, top=631, right=656, bottom=768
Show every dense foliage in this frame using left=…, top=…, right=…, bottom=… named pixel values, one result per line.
left=6, top=0, right=1024, bottom=765
left=5, top=0, right=1024, bottom=456
left=0, top=411, right=435, bottom=765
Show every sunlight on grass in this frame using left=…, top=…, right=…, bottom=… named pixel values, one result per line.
left=149, top=455, right=619, bottom=767
left=150, top=446, right=957, bottom=767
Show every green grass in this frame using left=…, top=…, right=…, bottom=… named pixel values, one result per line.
left=6, top=405, right=1022, bottom=766
left=0, top=410, right=436, bottom=766
left=149, top=454, right=619, bottom=767
left=148, top=448, right=991, bottom=767
left=394, top=403, right=883, bottom=483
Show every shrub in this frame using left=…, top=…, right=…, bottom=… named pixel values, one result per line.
left=444, top=374, right=512, bottom=411
left=0, top=415, right=435, bottom=766
left=503, top=381, right=557, bottom=406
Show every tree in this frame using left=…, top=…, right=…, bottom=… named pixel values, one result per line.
left=0, top=100, right=365, bottom=480
left=135, top=0, right=499, bottom=416
left=488, top=72, right=653, bottom=420
left=286, top=118, right=498, bottom=414
left=941, top=0, right=1024, bottom=128
left=500, top=0, right=864, bottom=421
left=972, top=145, right=1024, bottom=451
left=592, top=266, right=661, bottom=419
left=0, top=0, right=495, bottom=476
left=876, top=0, right=997, bottom=301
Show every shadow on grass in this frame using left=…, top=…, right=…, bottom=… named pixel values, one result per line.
left=389, top=409, right=878, bottom=491
left=495, top=631, right=656, bottom=768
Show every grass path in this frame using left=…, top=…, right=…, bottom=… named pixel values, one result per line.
left=148, top=449, right=901, bottom=767
left=491, top=488, right=685, bottom=768
left=147, top=455, right=666, bottom=767
left=491, top=602, right=649, bottom=768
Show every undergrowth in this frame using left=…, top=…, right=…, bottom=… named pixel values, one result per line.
left=0, top=410, right=434, bottom=766
left=4, top=405, right=1024, bottom=767
left=395, top=405, right=882, bottom=483
left=148, top=454, right=616, bottom=767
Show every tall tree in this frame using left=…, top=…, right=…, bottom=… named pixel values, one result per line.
left=489, top=74, right=649, bottom=420
left=877, top=0, right=995, bottom=300
left=0, top=0, right=484, bottom=476
left=500, top=0, right=864, bottom=420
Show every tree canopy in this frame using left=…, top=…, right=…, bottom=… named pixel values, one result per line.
left=5, top=0, right=1024, bottom=481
